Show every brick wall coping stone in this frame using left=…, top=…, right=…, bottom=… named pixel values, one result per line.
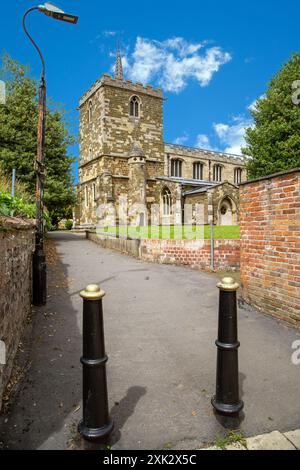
left=239, top=167, right=300, bottom=186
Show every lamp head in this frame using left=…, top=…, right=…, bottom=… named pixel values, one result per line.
left=38, top=2, right=78, bottom=24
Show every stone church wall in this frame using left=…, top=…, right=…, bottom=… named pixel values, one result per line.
left=165, top=144, right=246, bottom=185
left=80, top=75, right=164, bottom=165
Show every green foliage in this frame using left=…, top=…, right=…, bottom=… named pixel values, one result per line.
left=215, top=430, right=247, bottom=450
left=0, top=191, right=51, bottom=227
left=65, top=219, right=73, bottom=231
left=0, top=53, right=77, bottom=224
left=243, top=53, right=300, bottom=178
left=0, top=192, right=35, bottom=218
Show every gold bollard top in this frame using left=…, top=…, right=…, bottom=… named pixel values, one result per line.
left=217, top=277, right=240, bottom=292
left=80, top=284, right=106, bottom=300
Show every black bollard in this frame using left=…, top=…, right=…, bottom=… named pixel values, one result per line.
left=211, top=277, right=244, bottom=415
left=78, top=284, right=114, bottom=440
left=32, top=244, right=47, bottom=306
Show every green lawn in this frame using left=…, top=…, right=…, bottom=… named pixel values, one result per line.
left=95, top=225, right=240, bottom=240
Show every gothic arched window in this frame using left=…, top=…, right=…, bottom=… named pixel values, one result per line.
left=171, top=159, right=183, bottom=177
left=234, top=168, right=243, bottom=185
left=213, top=164, right=222, bottom=182
left=129, top=96, right=140, bottom=118
left=193, top=162, right=204, bottom=180
left=162, top=188, right=172, bottom=216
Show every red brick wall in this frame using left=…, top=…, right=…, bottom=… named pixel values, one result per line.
left=240, top=169, right=300, bottom=327
left=140, top=239, right=240, bottom=271
left=87, top=231, right=240, bottom=271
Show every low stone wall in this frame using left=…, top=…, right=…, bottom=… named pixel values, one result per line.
left=240, top=168, right=300, bottom=328
left=86, top=231, right=240, bottom=272
left=0, top=217, right=35, bottom=410
left=87, top=231, right=141, bottom=258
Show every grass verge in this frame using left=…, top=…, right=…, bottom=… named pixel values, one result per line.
left=96, top=225, right=240, bottom=240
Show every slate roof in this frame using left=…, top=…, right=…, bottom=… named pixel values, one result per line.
left=156, top=176, right=217, bottom=187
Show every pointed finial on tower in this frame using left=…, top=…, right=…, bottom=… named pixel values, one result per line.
left=115, top=47, right=123, bottom=80
left=129, top=141, right=145, bottom=158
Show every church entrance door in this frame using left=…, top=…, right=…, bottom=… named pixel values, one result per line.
left=219, top=199, right=233, bottom=225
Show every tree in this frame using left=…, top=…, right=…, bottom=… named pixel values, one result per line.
left=243, top=53, right=300, bottom=179
left=0, top=53, right=76, bottom=224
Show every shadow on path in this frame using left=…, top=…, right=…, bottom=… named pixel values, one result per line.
left=71, top=385, right=147, bottom=450
left=0, top=236, right=82, bottom=449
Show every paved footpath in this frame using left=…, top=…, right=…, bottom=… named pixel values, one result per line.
left=0, top=232, right=299, bottom=450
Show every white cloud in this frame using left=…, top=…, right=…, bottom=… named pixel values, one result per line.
left=248, top=94, right=266, bottom=112
left=174, top=133, right=189, bottom=145
left=248, top=100, right=258, bottom=113
left=161, top=37, right=203, bottom=57
left=121, top=36, right=231, bottom=93
left=195, top=134, right=213, bottom=150
left=213, top=116, right=252, bottom=155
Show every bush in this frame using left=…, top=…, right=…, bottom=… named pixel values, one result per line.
left=0, top=191, right=51, bottom=230
left=65, top=220, right=73, bottom=231
left=0, top=192, right=36, bottom=218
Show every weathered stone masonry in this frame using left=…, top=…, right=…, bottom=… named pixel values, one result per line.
left=75, top=53, right=247, bottom=229
left=240, top=169, right=300, bottom=328
left=0, top=217, right=35, bottom=410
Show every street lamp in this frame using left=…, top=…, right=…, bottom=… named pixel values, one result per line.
left=23, top=3, right=78, bottom=306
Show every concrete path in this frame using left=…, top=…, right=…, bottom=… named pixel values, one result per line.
left=205, top=429, right=300, bottom=450
left=0, top=232, right=299, bottom=450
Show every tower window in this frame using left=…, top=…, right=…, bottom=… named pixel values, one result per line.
left=85, top=186, right=89, bottom=208
left=93, top=183, right=96, bottom=202
left=171, top=159, right=182, bottom=177
left=234, top=168, right=243, bottom=184
left=130, top=96, right=140, bottom=118
left=162, top=188, right=172, bottom=216
left=213, top=164, right=222, bottom=182
left=193, top=162, right=204, bottom=180
left=88, top=100, right=93, bottom=124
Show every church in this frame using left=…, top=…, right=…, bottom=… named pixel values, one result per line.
left=74, top=51, right=246, bottom=229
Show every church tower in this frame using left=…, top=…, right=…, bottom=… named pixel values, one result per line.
left=77, top=50, right=165, bottom=227
left=127, top=142, right=147, bottom=226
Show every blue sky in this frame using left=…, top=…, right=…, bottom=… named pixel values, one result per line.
left=0, top=0, right=299, bottom=182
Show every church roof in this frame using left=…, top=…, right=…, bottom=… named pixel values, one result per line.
left=183, top=181, right=239, bottom=196
left=164, top=143, right=245, bottom=165
left=157, top=176, right=217, bottom=188
left=156, top=176, right=239, bottom=196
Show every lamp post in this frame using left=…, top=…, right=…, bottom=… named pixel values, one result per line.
left=23, top=3, right=78, bottom=306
